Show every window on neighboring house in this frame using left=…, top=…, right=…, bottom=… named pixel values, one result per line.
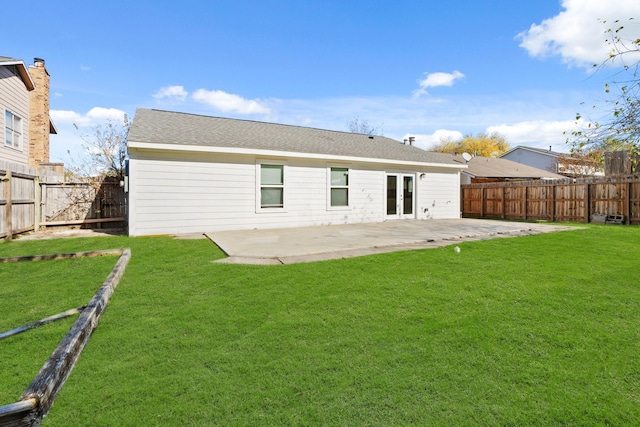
left=329, top=167, right=349, bottom=207
left=5, top=110, right=23, bottom=150
left=260, top=164, right=284, bottom=208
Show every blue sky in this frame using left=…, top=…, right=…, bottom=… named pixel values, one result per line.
left=4, top=0, right=640, bottom=162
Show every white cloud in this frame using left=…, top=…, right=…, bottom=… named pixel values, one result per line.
left=153, top=85, right=189, bottom=101
left=192, top=89, right=271, bottom=114
left=50, top=110, right=83, bottom=125
left=517, top=0, right=640, bottom=67
left=485, top=119, right=584, bottom=151
left=86, top=107, right=127, bottom=121
left=404, top=130, right=464, bottom=150
left=49, top=108, right=129, bottom=165
left=51, top=107, right=127, bottom=127
left=413, top=71, right=464, bottom=97
left=80, top=65, right=90, bottom=71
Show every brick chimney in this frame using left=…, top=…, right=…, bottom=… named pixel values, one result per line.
left=27, top=57, right=53, bottom=168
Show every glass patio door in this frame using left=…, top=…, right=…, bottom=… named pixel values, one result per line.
left=386, top=174, right=414, bottom=219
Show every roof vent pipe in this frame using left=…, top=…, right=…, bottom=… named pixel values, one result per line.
left=409, top=136, right=415, bottom=146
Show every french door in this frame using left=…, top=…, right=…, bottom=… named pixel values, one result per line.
left=386, top=174, right=415, bottom=219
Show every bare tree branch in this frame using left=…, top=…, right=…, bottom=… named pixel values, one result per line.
left=568, top=19, right=640, bottom=156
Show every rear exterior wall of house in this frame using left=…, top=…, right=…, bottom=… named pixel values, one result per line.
left=128, top=149, right=461, bottom=236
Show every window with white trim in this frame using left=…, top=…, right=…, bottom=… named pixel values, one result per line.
left=260, top=164, right=284, bottom=208
left=5, top=110, right=23, bottom=150
left=329, top=167, right=349, bottom=207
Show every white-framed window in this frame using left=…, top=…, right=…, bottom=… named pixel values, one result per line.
left=258, top=163, right=285, bottom=210
left=328, top=166, right=349, bottom=208
left=5, top=110, right=23, bottom=150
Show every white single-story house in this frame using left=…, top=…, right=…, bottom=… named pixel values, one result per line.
left=126, top=109, right=467, bottom=236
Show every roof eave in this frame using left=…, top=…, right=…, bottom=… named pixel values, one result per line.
left=1, top=60, right=35, bottom=90
left=501, top=146, right=559, bottom=158
left=128, top=141, right=468, bottom=170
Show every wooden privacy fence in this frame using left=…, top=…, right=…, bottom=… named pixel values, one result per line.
left=1, top=165, right=126, bottom=240
left=461, top=176, right=640, bottom=225
left=1, top=168, right=38, bottom=239
left=40, top=181, right=126, bottom=228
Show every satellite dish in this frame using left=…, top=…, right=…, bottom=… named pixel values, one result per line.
left=462, top=152, right=472, bottom=162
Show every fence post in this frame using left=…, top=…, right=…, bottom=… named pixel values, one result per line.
left=524, top=185, right=528, bottom=220
left=501, top=186, right=506, bottom=219
left=34, top=177, right=41, bottom=232
left=584, top=183, right=591, bottom=223
left=551, top=184, right=556, bottom=222
left=480, top=187, right=485, bottom=217
left=4, top=171, right=11, bottom=240
left=625, top=181, right=631, bottom=225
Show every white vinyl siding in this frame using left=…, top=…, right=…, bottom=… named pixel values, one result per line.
left=501, top=149, right=558, bottom=174
left=0, top=65, right=30, bottom=165
left=127, top=148, right=462, bottom=236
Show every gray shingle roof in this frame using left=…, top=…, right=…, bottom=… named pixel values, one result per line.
left=128, top=108, right=463, bottom=166
left=460, top=155, right=566, bottom=179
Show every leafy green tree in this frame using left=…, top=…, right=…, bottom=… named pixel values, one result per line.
left=431, top=132, right=510, bottom=157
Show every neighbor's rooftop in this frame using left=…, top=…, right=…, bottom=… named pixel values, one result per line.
left=460, top=155, right=566, bottom=179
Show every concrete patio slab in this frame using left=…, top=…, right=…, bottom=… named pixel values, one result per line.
left=206, top=219, right=578, bottom=265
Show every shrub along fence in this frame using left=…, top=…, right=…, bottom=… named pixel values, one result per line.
left=461, top=175, right=640, bottom=225
left=1, top=162, right=126, bottom=240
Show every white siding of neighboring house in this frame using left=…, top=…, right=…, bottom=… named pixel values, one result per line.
left=0, top=65, right=30, bottom=166
left=128, top=149, right=461, bottom=236
left=501, top=149, right=557, bottom=174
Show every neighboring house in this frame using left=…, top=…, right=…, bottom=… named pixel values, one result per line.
left=500, top=145, right=562, bottom=174
left=1, top=56, right=33, bottom=167
left=459, top=155, right=566, bottom=184
left=127, top=108, right=467, bottom=236
left=0, top=56, right=56, bottom=170
left=500, top=145, right=604, bottom=177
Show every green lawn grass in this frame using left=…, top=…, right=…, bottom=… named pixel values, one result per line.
left=1, top=225, right=639, bottom=426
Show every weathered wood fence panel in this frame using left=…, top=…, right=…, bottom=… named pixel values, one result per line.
left=11, top=173, right=37, bottom=234
left=1, top=166, right=38, bottom=240
left=461, top=176, right=640, bottom=225
left=554, top=182, right=585, bottom=223
left=1, top=162, right=126, bottom=239
left=40, top=182, right=126, bottom=227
